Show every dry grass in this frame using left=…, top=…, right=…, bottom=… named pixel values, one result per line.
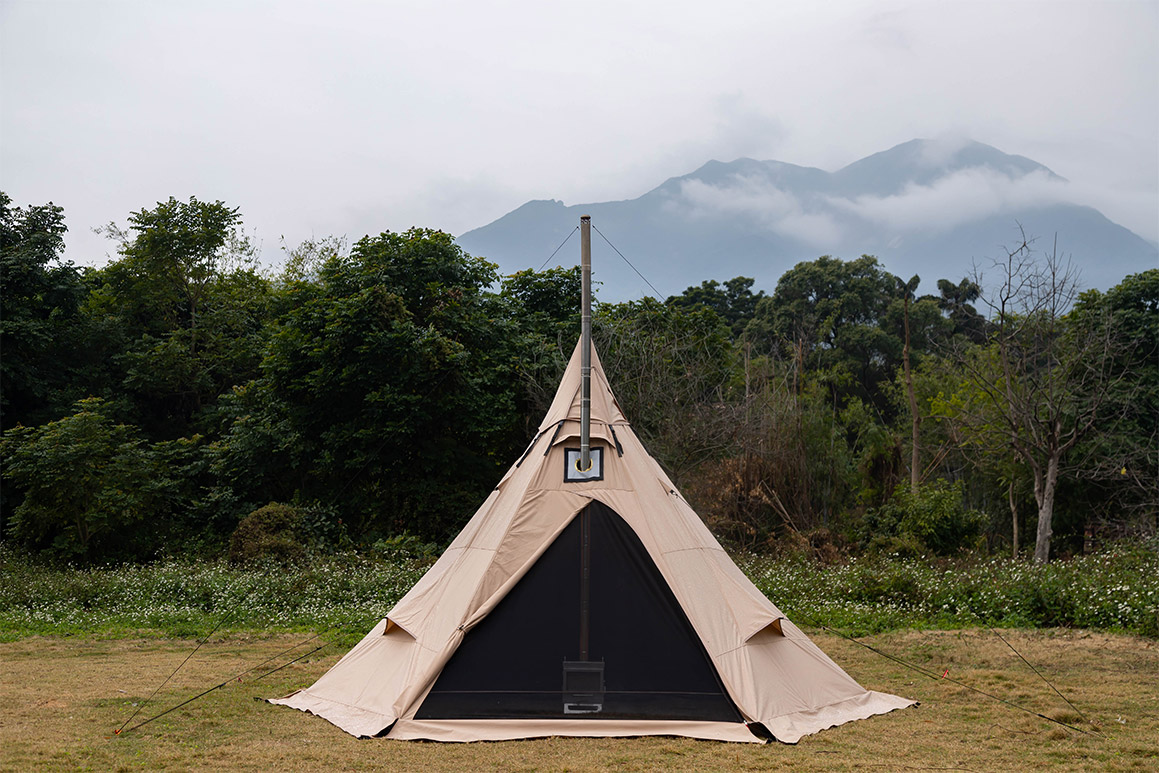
left=2, top=629, right=1157, bottom=772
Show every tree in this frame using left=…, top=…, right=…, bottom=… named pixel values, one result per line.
left=897, top=274, right=922, bottom=495
left=278, top=234, right=348, bottom=285
left=668, top=277, right=766, bottom=338
left=95, top=196, right=254, bottom=337
left=498, top=266, right=582, bottom=423
left=87, top=197, right=269, bottom=437
left=0, top=192, right=90, bottom=431
left=694, top=347, right=863, bottom=543
left=745, top=255, right=903, bottom=415
left=936, top=278, right=987, bottom=343
left=213, top=229, right=524, bottom=541
left=1065, top=269, right=1159, bottom=530
left=938, top=233, right=1131, bottom=562
left=594, top=298, right=738, bottom=484
left=1, top=398, right=166, bottom=558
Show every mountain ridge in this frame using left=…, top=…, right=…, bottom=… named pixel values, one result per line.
left=457, top=139, right=1156, bottom=300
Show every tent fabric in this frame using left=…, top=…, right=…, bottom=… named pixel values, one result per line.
left=271, top=339, right=914, bottom=743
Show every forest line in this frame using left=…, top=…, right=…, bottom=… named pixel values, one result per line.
left=2, top=193, right=1155, bottom=564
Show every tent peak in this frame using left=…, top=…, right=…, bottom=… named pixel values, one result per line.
left=538, top=338, right=626, bottom=432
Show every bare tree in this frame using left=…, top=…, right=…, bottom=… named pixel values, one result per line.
left=948, top=230, right=1128, bottom=562
left=593, top=299, right=740, bottom=486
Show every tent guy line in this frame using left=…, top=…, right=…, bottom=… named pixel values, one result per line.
left=117, top=634, right=334, bottom=735
left=592, top=223, right=664, bottom=300
left=114, top=583, right=257, bottom=735
left=794, top=613, right=1094, bottom=737
left=958, top=600, right=1092, bottom=728
left=537, top=226, right=579, bottom=272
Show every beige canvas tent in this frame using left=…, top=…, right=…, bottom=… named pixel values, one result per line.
left=272, top=338, right=914, bottom=743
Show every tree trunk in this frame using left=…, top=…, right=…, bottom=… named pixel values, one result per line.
left=903, top=294, right=920, bottom=495
left=1008, top=478, right=1019, bottom=558
left=1032, top=452, right=1061, bottom=563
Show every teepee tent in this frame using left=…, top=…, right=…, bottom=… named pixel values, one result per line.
left=272, top=336, right=914, bottom=743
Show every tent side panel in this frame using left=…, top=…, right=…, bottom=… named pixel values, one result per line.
left=717, top=621, right=917, bottom=743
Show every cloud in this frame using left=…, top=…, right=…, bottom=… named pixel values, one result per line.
left=860, top=9, right=915, bottom=54
left=669, top=163, right=1092, bottom=250
left=674, top=174, right=842, bottom=246
left=827, top=168, right=1074, bottom=232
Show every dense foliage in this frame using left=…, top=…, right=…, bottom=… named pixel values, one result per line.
left=1, top=192, right=1155, bottom=567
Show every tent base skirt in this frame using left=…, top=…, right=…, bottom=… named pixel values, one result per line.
left=269, top=689, right=915, bottom=743
left=386, top=718, right=765, bottom=743
left=761, top=690, right=917, bottom=744
left=268, top=691, right=396, bottom=739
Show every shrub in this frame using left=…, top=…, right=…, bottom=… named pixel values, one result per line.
left=373, top=532, right=441, bottom=562
left=864, top=479, right=985, bottom=555
left=0, top=398, right=168, bottom=560
left=228, top=502, right=306, bottom=565
left=296, top=501, right=352, bottom=553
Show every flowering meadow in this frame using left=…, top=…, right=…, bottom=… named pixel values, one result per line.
left=0, top=547, right=427, bottom=645
left=2, top=540, right=1156, bottom=643
left=739, top=540, right=1159, bottom=638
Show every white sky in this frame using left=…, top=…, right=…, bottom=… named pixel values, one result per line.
left=2, top=0, right=1156, bottom=270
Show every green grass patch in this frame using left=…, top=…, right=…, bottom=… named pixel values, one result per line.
left=2, top=539, right=1157, bottom=643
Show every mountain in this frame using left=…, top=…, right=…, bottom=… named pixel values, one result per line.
left=456, top=139, right=1158, bottom=300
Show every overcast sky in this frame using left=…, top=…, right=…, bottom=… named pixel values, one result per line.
left=2, top=0, right=1156, bottom=271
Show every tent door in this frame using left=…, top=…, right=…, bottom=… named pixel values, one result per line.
left=415, top=501, right=742, bottom=722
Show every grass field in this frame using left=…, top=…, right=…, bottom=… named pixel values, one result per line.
left=2, top=628, right=1156, bottom=772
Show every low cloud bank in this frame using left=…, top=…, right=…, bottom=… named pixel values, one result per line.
left=675, top=174, right=843, bottom=246
left=673, top=165, right=1079, bottom=244
left=829, top=168, right=1071, bottom=231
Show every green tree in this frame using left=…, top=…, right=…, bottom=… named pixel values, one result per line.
left=668, top=276, right=766, bottom=338
left=936, top=277, right=987, bottom=343
left=1, top=398, right=166, bottom=558
left=895, top=274, right=923, bottom=494
left=0, top=192, right=90, bottom=430
left=695, top=351, right=863, bottom=542
left=278, top=234, right=349, bottom=285
left=1065, top=269, right=1158, bottom=529
left=213, top=229, right=523, bottom=541
left=498, top=266, right=582, bottom=423
left=745, top=255, right=902, bottom=415
left=86, top=197, right=269, bottom=438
